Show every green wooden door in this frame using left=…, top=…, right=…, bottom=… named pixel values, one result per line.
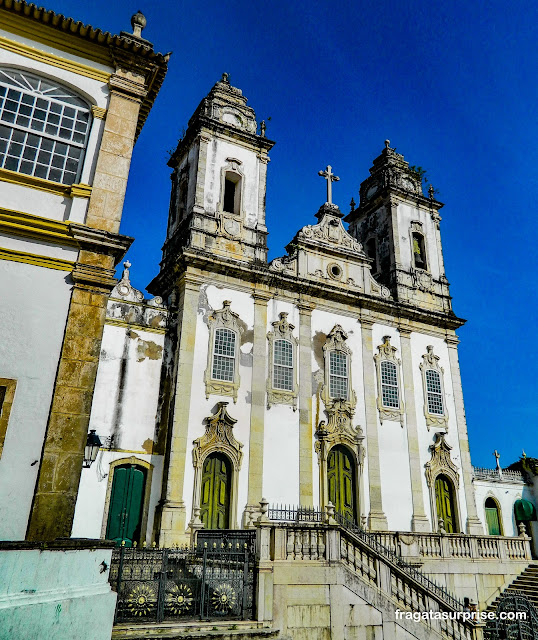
left=327, top=445, right=356, bottom=523
left=485, top=498, right=501, bottom=535
left=435, top=475, right=457, bottom=533
left=106, top=465, right=146, bottom=546
left=200, top=453, right=231, bottom=530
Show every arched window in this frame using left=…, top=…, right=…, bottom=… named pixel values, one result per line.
left=212, top=328, right=237, bottom=382
left=380, top=361, right=399, bottom=408
left=273, top=338, right=293, bottom=391
left=0, top=69, right=91, bottom=185
left=223, top=171, right=241, bottom=215
left=412, top=232, right=427, bottom=270
left=435, top=473, right=458, bottom=533
left=329, top=350, right=348, bottom=399
left=485, top=497, right=502, bottom=535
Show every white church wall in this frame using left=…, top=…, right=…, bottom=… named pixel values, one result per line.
left=202, top=138, right=261, bottom=226
left=0, top=232, right=79, bottom=262
left=71, top=321, right=166, bottom=541
left=411, top=331, right=468, bottom=531
left=0, top=260, right=72, bottom=540
left=473, top=480, right=525, bottom=537
left=396, top=202, right=442, bottom=280
left=183, top=284, right=254, bottom=528
left=372, top=323, right=414, bottom=531
left=263, top=299, right=300, bottom=506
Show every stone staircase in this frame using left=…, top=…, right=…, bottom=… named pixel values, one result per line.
left=112, top=620, right=279, bottom=640
left=487, top=562, right=538, bottom=611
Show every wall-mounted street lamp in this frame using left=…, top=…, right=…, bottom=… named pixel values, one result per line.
left=83, top=430, right=102, bottom=468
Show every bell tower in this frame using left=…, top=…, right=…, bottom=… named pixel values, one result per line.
left=163, top=73, right=275, bottom=268
left=346, top=141, right=452, bottom=314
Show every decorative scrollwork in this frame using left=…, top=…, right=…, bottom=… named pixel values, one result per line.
left=211, top=583, right=237, bottom=612
left=166, top=583, right=194, bottom=614
left=126, top=584, right=157, bottom=617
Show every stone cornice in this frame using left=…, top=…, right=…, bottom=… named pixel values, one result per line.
left=68, top=223, right=133, bottom=264
left=168, top=118, right=274, bottom=168
left=149, top=249, right=466, bottom=332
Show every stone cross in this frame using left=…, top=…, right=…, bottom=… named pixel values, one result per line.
left=318, top=165, right=340, bottom=205
left=494, top=449, right=503, bottom=479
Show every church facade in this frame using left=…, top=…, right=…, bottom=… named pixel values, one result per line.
left=70, top=75, right=537, bottom=555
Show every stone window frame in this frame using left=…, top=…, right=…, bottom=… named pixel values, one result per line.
left=190, top=402, right=243, bottom=531
left=100, top=456, right=154, bottom=545
left=321, top=325, right=356, bottom=408
left=219, top=158, right=244, bottom=218
left=0, top=378, right=16, bottom=460
left=204, top=300, right=243, bottom=403
left=266, top=312, right=298, bottom=410
left=374, top=336, right=404, bottom=425
left=410, top=221, right=428, bottom=271
left=420, top=345, right=448, bottom=429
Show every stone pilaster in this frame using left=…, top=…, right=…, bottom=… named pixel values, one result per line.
left=298, top=302, right=314, bottom=507
left=193, top=133, right=211, bottom=214
left=360, top=316, right=388, bottom=531
left=158, top=276, right=201, bottom=546
left=27, top=231, right=131, bottom=541
left=246, top=291, right=270, bottom=507
left=398, top=326, right=430, bottom=532
left=445, top=334, right=483, bottom=534
left=85, top=77, right=145, bottom=234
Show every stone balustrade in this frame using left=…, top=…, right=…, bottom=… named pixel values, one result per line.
left=257, top=521, right=478, bottom=640
left=370, top=531, right=532, bottom=562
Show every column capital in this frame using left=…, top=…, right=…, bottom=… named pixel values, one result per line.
left=398, top=326, right=413, bottom=338
left=252, top=290, right=271, bottom=303
left=297, top=301, right=315, bottom=314
left=359, top=315, right=375, bottom=329
left=181, top=274, right=204, bottom=291
left=445, top=334, right=460, bottom=347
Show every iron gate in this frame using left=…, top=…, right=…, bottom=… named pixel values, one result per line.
left=485, top=592, right=538, bottom=640
left=109, top=536, right=255, bottom=623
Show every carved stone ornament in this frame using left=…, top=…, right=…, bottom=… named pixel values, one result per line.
left=204, top=301, right=243, bottom=402
left=192, top=402, right=243, bottom=471
left=425, top=431, right=459, bottom=489
left=374, top=336, right=405, bottom=425
left=320, top=325, right=357, bottom=414
left=298, top=205, right=363, bottom=253
left=267, top=312, right=298, bottom=410
left=420, top=345, right=448, bottom=429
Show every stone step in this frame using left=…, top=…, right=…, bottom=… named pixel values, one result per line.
left=112, top=621, right=279, bottom=640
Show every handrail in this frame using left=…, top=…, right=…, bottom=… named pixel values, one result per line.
left=269, top=504, right=464, bottom=611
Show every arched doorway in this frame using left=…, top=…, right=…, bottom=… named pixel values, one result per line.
left=200, top=452, right=232, bottom=530
left=435, top=474, right=458, bottom=533
left=327, top=445, right=357, bottom=524
left=485, top=497, right=502, bottom=535
left=106, top=464, right=147, bottom=546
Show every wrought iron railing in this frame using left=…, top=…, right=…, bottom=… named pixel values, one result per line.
left=268, top=505, right=463, bottom=610
left=109, top=538, right=255, bottom=623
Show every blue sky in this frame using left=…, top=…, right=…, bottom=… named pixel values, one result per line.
left=52, top=0, right=536, bottom=467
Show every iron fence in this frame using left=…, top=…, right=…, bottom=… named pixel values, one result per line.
left=109, top=538, right=255, bottom=623
left=485, top=592, right=538, bottom=640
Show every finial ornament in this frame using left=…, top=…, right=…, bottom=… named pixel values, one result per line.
left=428, top=184, right=435, bottom=199
left=260, top=120, right=266, bottom=137
left=350, top=197, right=356, bottom=212
left=318, top=165, right=340, bottom=205
left=131, top=10, right=146, bottom=38
left=122, top=260, right=131, bottom=282
left=221, top=72, right=230, bottom=84
left=384, top=139, right=390, bottom=149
